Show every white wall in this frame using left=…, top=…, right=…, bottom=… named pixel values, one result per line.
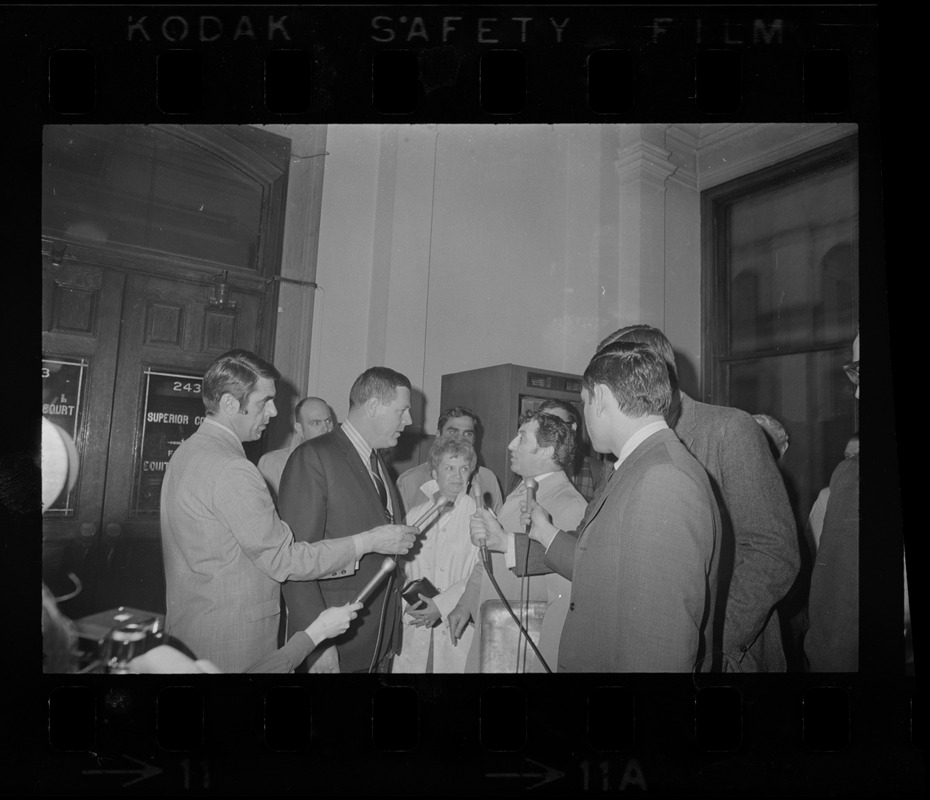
left=311, top=123, right=626, bottom=435
left=270, top=122, right=856, bottom=455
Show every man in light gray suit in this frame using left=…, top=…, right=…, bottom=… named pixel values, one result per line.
left=160, top=349, right=416, bottom=673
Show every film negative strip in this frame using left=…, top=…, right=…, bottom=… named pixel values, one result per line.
left=7, top=3, right=919, bottom=796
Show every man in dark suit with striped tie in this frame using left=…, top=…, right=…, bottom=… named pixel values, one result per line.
left=278, top=367, right=416, bottom=673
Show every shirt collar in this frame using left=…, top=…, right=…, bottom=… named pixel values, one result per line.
left=507, top=470, right=559, bottom=498
left=341, top=419, right=373, bottom=460
left=614, top=420, right=668, bottom=469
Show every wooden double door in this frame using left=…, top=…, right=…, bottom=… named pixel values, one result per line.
left=42, top=251, right=274, bottom=619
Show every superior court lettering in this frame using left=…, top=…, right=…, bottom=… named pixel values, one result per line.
left=146, top=412, right=202, bottom=425
left=43, top=403, right=75, bottom=416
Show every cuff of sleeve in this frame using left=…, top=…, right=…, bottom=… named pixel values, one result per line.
left=283, top=631, right=316, bottom=667
left=503, top=533, right=516, bottom=568
left=434, top=591, right=455, bottom=620
left=351, top=533, right=364, bottom=562
left=544, top=529, right=563, bottom=552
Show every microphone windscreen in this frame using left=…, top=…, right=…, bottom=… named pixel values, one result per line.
left=411, top=496, right=448, bottom=530
left=353, top=557, right=396, bottom=604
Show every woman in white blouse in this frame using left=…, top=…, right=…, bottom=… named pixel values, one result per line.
left=393, top=435, right=481, bottom=673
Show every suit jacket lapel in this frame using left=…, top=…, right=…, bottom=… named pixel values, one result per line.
left=375, top=450, right=404, bottom=524
left=334, top=427, right=388, bottom=518
left=575, top=459, right=624, bottom=542
left=674, top=392, right=697, bottom=451
left=575, top=431, right=670, bottom=544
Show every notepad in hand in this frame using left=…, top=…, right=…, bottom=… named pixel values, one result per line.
left=401, top=577, right=439, bottom=608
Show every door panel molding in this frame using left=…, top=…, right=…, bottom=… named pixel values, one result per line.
left=42, top=261, right=125, bottom=546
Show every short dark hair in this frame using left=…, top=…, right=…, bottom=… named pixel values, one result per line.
left=348, top=367, right=411, bottom=409
left=437, top=406, right=478, bottom=432
left=519, top=410, right=577, bottom=472
left=583, top=341, right=671, bottom=418
left=427, top=434, right=477, bottom=473
left=597, top=324, right=678, bottom=392
left=536, top=399, right=580, bottom=432
left=202, top=349, right=280, bottom=415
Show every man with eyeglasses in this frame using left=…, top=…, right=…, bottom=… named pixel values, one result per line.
left=396, top=407, right=504, bottom=515
left=805, top=331, right=860, bottom=671
left=258, top=396, right=335, bottom=501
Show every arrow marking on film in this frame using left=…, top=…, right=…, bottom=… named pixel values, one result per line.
left=488, top=757, right=565, bottom=790
left=83, top=754, right=162, bottom=787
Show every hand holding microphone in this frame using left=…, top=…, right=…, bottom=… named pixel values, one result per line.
left=306, top=602, right=364, bottom=643
left=469, top=508, right=507, bottom=552
left=519, top=477, right=539, bottom=532
left=470, top=477, right=501, bottom=560
left=361, top=524, right=418, bottom=556
left=519, top=500, right=548, bottom=529
left=352, top=495, right=451, bottom=608
left=523, top=503, right=559, bottom=549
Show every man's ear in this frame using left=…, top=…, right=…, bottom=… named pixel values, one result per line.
left=538, top=444, right=556, bottom=464
left=221, top=392, right=240, bottom=416
left=592, top=383, right=608, bottom=416
left=293, top=422, right=303, bottom=441
left=365, top=396, right=381, bottom=417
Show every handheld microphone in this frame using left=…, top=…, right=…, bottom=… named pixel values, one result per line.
left=471, top=477, right=483, bottom=510
left=523, top=478, right=539, bottom=533
left=411, top=494, right=451, bottom=532
left=471, top=480, right=488, bottom=557
left=523, top=477, right=538, bottom=533
left=353, top=556, right=396, bottom=604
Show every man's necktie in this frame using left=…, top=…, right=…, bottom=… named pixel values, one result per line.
left=369, top=450, right=389, bottom=513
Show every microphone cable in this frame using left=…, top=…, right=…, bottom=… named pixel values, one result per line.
left=517, top=527, right=533, bottom=672
left=517, top=477, right=540, bottom=673
left=367, top=497, right=450, bottom=673
left=471, top=478, right=552, bottom=674
left=479, top=537, right=552, bottom=674
left=367, top=568, right=395, bottom=674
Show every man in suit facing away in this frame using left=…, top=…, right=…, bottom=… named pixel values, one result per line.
left=160, top=351, right=416, bottom=673
left=279, top=367, right=416, bottom=674
left=523, top=342, right=721, bottom=672
left=599, top=325, right=799, bottom=672
left=511, top=325, right=799, bottom=672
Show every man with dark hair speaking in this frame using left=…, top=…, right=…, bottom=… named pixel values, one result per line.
left=520, top=342, right=721, bottom=672
left=448, top=410, right=587, bottom=672
left=160, top=350, right=416, bottom=673
left=279, top=367, right=418, bottom=674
